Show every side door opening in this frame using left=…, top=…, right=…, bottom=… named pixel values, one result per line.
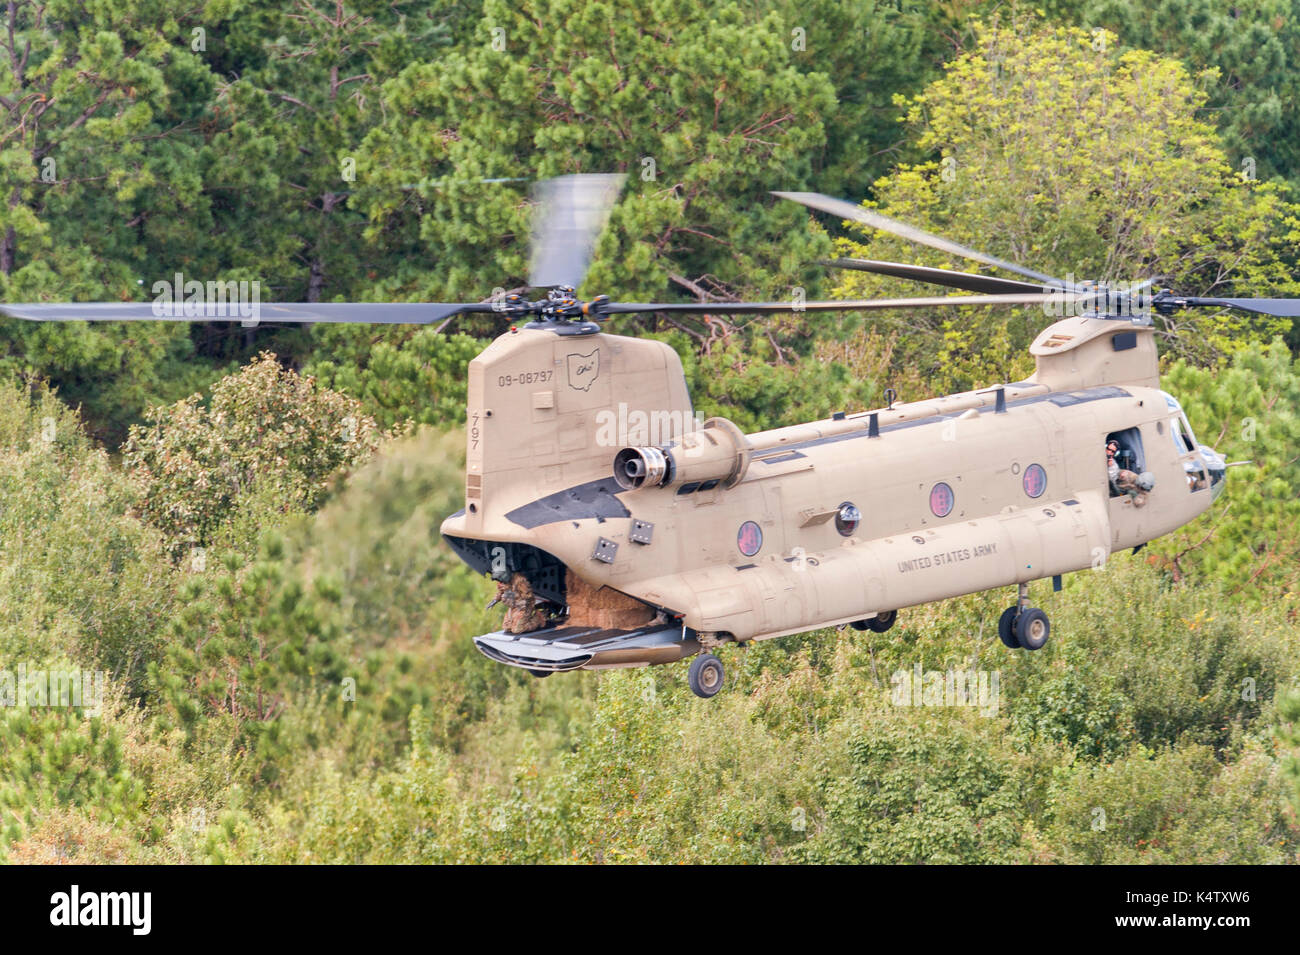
left=1105, top=426, right=1145, bottom=498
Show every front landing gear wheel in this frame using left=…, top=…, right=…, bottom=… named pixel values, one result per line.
left=997, top=607, right=1020, bottom=649
left=850, top=610, right=898, bottom=633
left=527, top=669, right=552, bottom=679
left=1015, top=608, right=1050, bottom=651
left=867, top=610, right=897, bottom=633
left=688, top=653, right=725, bottom=699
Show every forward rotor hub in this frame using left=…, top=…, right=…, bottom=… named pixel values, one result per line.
left=495, top=287, right=611, bottom=328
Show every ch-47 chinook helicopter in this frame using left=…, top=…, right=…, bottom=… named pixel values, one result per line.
left=2, top=175, right=1296, bottom=698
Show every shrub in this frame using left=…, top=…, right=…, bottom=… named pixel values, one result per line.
left=123, top=353, right=384, bottom=556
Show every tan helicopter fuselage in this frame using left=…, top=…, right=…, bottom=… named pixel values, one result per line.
left=440, top=314, right=1222, bottom=671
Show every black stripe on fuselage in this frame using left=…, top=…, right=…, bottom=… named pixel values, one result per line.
left=505, top=475, right=631, bottom=529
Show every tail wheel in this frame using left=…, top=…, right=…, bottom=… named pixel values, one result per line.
left=1015, top=608, right=1050, bottom=651
left=997, top=606, right=1020, bottom=649
left=688, top=653, right=725, bottom=699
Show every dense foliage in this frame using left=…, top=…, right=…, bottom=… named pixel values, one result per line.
left=0, top=1, right=1298, bottom=863
left=123, top=352, right=384, bottom=556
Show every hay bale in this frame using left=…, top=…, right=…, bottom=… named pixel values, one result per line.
left=565, top=569, right=655, bottom=631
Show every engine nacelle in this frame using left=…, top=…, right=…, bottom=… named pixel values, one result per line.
left=613, top=417, right=751, bottom=491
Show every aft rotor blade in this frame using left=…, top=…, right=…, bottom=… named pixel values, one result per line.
left=774, top=191, right=1070, bottom=288
left=605, top=293, right=1082, bottom=315
left=0, top=302, right=496, bottom=324
left=823, top=258, right=1051, bottom=295
left=528, top=173, right=626, bottom=290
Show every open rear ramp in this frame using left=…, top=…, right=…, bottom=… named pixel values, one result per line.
left=474, top=623, right=699, bottom=672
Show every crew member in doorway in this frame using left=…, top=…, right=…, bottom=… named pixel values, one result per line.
left=1107, top=439, right=1148, bottom=507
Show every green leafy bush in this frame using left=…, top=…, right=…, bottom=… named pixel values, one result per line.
left=123, top=353, right=384, bottom=556
left=0, top=382, right=174, bottom=690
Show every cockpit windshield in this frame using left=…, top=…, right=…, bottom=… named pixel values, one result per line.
left=1170, top=413, right=1196, bottom=454
left=1162, top=391, right=1224, bottom=495
left=1163, top=392, right=1200, bottom=451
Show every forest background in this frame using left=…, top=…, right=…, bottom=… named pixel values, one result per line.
left=2, top=0, right=1300, bottom=862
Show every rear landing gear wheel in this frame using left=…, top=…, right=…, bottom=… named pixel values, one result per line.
left=527, top=669, right=552, bottom=678
left=688, top=653, right=725, bottom=699
left=1015, top=608, right=1050, bottom=651
left=997, top=606, right=1020, bottom=649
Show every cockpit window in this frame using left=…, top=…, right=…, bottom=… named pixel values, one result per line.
left=1162, top=390, right=1221, bottom=494
left=1162, top=391, right=1199, bottom=454
left=1170, top=414, right=1196, bottom=454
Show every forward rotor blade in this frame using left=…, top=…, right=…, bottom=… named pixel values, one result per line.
left=774, top=191, right=1070, bottom=288
left=0, top=302, right=496, bottom=324
left=605, top=293, right=1081, bottom=315
left=823, top=258, right=1051, bottom=295
left=528, top=173, right=626, bottom=290
left=1158, top=296, right=1300, bottom=318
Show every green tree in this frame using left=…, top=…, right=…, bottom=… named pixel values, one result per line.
left=1061, top=0, right=1300, bottom=190
left=123, top=352, right=383, bottom=555
left=831, top=20, right=1300, bottom=391
left=0, top=380, right=175, bottom=690
left=665, top=331, right=878, bottom=431
left=1045, top=742, right=1296, bottom=864
left=0, top=0, right=226, bottom=441
left=351, top=0, right=835, bottom=308
left=762, top=0, right=966, bottom=196
left=150, top=534, right=350, bottom=787
left=0, top=704, right=147, bottom=852
left=305, top=327, right=482, bottom=428
left=799, top=717, right=1027, bottom=864
left=202, top=1, right=469, bottom=305
left=1276, top=689, right=1300, bottom=816
left=1157, top=342, right=1300, bottom=600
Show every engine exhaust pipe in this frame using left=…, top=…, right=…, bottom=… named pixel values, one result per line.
left=612, top=417, right=751, bottom=491
left=614, top=446, right=669, bottom=489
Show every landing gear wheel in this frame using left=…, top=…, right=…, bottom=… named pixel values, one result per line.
left=1015, top=608, right=1050, bottom=651
left=867, top=610, right=897, bottom=633
left=997, top=606, right=1020, bottom=649
left=527, top=669, right=552, bottom=679
left=850, top=610, right=898, bottom=633
left=688, top=653, right=725, bottom=699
